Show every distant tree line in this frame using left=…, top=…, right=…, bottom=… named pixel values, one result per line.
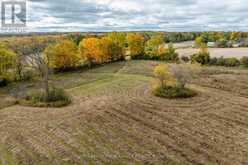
left=194, top=32, right=248, bottom=48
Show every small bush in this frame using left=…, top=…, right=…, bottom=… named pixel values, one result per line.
left=153, top=86, right=196, bottom=99
left=162, top=43, right=179, bottom=62
left=215, top=56, right=226, bottom=66
left=190, top=52, right=210, bottom=65
left=209, top=57, right=218, bottom=65
left=212, top=57, right=240, bottom=67
left=20, top=87, right=71, bottom=107
left=223, top=58, right=240, bottom=67
left=22, top=70, right=35, bottom=81
left=181, top=56, right=190, bottom=63
left=241, top=56, right=248, bottom=67
left=15, top=70, right=35, bottom=82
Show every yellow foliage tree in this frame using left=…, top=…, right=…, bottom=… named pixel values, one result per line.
left=79, top=38, right=101, bottom=66
left=0, top=44, right=16, bottom=75
left=158, top=45, right=167, bottom=57
left=44, top=40, right=80, bottom=70
left=127, top=33, right=145, bottom=58
left=145, top=34, right=164, bottom=58
left=107, top=32, right=126, bottom=60
left=153, top=64, right=174, bottom=87
left=98, top=37, right=112, bottom=63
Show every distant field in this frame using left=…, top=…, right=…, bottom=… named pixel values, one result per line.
left=177, top=48, right=248, bottom=59
left=166, top=41, right=194, bottom=49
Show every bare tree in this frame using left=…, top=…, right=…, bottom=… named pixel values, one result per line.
left=15, top=36, right=53, bottom=100
left=7, top=39, right=27, bottom=81
left=169, top=64, right=193, bottom=88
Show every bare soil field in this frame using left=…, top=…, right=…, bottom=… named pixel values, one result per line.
left=1, top=61, right=248, bottom=164
left=166, top=41, right=194, bottom=49
left=177, top=48, right=248, bottom=59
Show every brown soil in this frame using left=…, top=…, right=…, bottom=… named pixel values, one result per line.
left=0, top=61, right=248, bottom=164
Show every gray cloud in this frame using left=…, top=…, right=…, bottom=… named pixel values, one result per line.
left=9, top=0, right=248, bottom=32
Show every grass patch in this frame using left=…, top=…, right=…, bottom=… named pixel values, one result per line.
left=153, top=86, right=197, bottom=99
left=19, top=87, right=71, bottom=108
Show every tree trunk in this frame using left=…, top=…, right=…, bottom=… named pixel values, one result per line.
left=42, top=64, right=49, bottom=101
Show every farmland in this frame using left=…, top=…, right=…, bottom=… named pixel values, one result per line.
left=0, top=60, right=248, bottom=164
left=177, top=47, right=248, bottom=59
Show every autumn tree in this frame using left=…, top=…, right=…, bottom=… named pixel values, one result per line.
left=154, top=64, right=174, bottom=88
left=44, top=40, right=80, bottom=70
left=127, top=33, right=145, bottom=58
left=107, top=32, right=126, bottom=60
left=79, top=38, right=101, bottom=67
left=190, top=43, right=210, bottom=65
left=0, top=44, right=16, bottom=76
left=145, top=33, right=164, bottom=58
left=98, top=37, right=112, bottom=63
left=194, top=36, right=202, bottom=48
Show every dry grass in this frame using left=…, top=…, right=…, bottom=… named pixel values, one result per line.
left=0, top=60, right=248, bottom=164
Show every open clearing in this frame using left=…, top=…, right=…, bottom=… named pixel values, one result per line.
left=177, top=48, right=248, bottom=59
left=1, top=61, right=248, bottom=164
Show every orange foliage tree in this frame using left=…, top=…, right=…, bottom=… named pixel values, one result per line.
left=79, top=38, right=101, bottom=67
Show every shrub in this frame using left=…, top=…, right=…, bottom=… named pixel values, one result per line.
left=21, top=70, right=35, bottom=81
left=191, top=43, right=210, bottom=65
left=153, top=86, right=197, bottom=99
left=190, top=52, right=210, bottom=65
left=153, top=64, right=196, bottom=99
left=181, top=56, right=190, bottom=63
left=163, top=43, right=179, bottom=62
left=241, top=56, right=248, bottom=67
left=209, top=57, right=218, bottom=65
left=215, top=56, right=226, bottom=66
left=209, top=56, right=240, bottom=67
left=223, top=58, right=240, bottom=67
left=15, top=69, right=35, bottom=82
left=214, top=57, right=240, bottom=67
left=20, top=87, right=71, bottom=107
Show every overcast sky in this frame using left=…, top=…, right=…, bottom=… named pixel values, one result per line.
left=12, top=0, right=248, bottom=32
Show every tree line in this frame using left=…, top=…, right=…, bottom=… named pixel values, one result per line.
left=0, top=32, right=179, bottom=100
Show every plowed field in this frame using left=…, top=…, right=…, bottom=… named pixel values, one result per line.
left=1, top=61, right=248, bottom=165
